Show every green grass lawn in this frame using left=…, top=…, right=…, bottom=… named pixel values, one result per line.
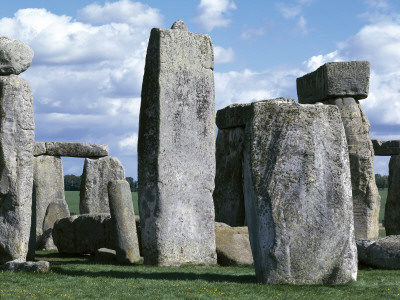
left=1, top=251, right=400, bottom=299
left=65, top=191, right=138, bottom=215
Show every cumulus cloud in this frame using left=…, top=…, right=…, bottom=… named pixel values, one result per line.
left=214, top=46, right=235, bottom=64
left=195, top=0, right=236, bottom=31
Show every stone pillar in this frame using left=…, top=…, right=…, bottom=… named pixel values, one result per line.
left=80, top=156, right=125, bottom=214
left=32, top=155, right=69, bottom=248
left=0, top=37, right=35, bottom=263
left=108, top=180, right=140, bottom=263
left=385, top=155, right=400, bottom=235
left=297, top=61, right=380, bottom=239
left=217, top=98, right=357, bottom=284
left=213, top=127, right=246, bottom=226
left=138, top=20, right=216, bottom=266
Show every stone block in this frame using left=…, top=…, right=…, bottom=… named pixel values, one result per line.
left=357, top=236, right=400, bottom=269
left=138, top=20, right=216, bottom=266
left=1, top=260, right=50, bottom=273
left=33, top=142, right=46, bottom=156
left=297, top=61, right=370, bottom=104
left=0, top=75, right=34, bottom=264
left=80, top=156, right=125, bottom=214
left=0, top=37, right=34, bottom=75
left=372, top=140, right=400, bottom=156
left=45, top=142, right=109, bottom=157
left=108, top=180, right=140, bottom=263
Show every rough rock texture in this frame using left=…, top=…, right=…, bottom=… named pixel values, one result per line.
left=372, top=140, right=400, bottom=156
left=0, top=37, right=34, bottom=75
left=138, top=20, right=216, bottom=266
left=33, top=142, right=46, bottom=156
left=296, top=61, right=370, bottom=104
left=52, top=214, right=114, bottom=254
left=36, top=228, right=56, bottom=250
left=213, top=128, right=246, bottom=226
left=108, top=180, right=140, bottom=263
left=297, top=62, right=380, bottom=240
left=357, top=236, right=400, bottom=269
left=0, top=260, right=50, bottom=273
left=0, top=75, right=35, bottom=264
left=215, top=222, right=253, bottom=266
left=80, top=156, right=125, bottom=214
left=385, top=155, right=400, bottom=235
left=239, top=98, right=357, bottom=284
left=45, top=142, right=109, bottom=157
left=33, top=155, right=67, bottom=247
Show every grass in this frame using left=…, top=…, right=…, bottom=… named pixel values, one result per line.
left=65, top=191, right=138, bottom=215
left=1, top=251, right=400, bottom=299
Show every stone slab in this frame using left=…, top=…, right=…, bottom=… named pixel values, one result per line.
left=0, top=260, right=50, bottom=273
left=372, top=140, right=400, bottom=156
left=45, top=142, right=109, bottom=157
left=297, top=61, right=370, bottom=104
left=357, top=236, right=400, bottom=269
left=0, top=37, right=34, bottom=75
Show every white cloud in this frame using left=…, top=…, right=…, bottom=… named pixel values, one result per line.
left=195, top=0, right=236, bottom=31
left=296, top=16, right=308, bottom=35
left=240, top=25, right=270, bottom=40
left=214, top=46, right=235, bottom=64
left=275, top=3, right=301, bottom=19
left=119, top=133, right=138, bottom=152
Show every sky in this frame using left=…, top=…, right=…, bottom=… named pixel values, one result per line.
left=1, top=0, right=400, bottom=177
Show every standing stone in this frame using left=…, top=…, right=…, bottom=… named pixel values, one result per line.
left=80, top=156, right=125, bottom=214
left=0, top=75, right=35, bottom=263
left=297, top=61, right=380, bottom=240
left=108, top=180, right=140, bottom=263
left=213, top=127, right=246, bottom=226
left=138, top=20, right=216, bottom=266
left=385, top=155, right=400, bottom=235
left=33, top=155, right=68, bottom=247
left=218, top=98, right=357, bottom=284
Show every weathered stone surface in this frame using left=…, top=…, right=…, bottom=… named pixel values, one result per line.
left=216, top=103, right=252, bottom=129
left=372, top=140, right=400, bottom=156
left=45, top=142, right=109, bottom=157
left=138, top=21, right=216, bottom=266
left=240, top=98, right=357, bottom=284
left=385, top=155, right=400, bottom=235
left=52, top=214, right=114, bottom=254
left=296, top=61, right=370, bottom=104
left=214, top=128, right=245, bottom=226
left=171, top=19, right=188, bottom=30
left=36, top=228, right=56, bottom=250
left=0, top=75, right=35, bottom=264
left=0, top=37, right=34, bottom=75
left=0, top=260, right=50, bottom=273
left=94, top=248, right=117, bottom=262
left=33, top=155, right=67, bottom=248
left=80, top=156, right=125, bottom=214
left=33, top=142, right=46, bottom=156
left=357, top=236, right=400, bottom=269
left=215, top=222, right=253, bottom=266
left=108, top=180, right=140, bottom=263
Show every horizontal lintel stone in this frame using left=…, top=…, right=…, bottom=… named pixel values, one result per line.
left=297, top=61, right=370, bottom=104
left=372, top=139, right=400, bottom=156
left=34, top=142, right=109, bottom=157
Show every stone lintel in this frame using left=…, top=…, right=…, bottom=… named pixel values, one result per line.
left=297, top=61, right=370, bottom=104
left=372, top=140, right=400, bottom=156
left=34, top=142, right=109, bottom=157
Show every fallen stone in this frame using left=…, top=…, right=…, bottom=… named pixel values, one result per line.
left=80, top=156, right=125, bottom=214
left=52, top=214, right=114, bottom=254
left=296, top=61, right=370, bottom=104
left=0, top=75, right=35, bottom=264
left=1, top=260, right=50, bottom=273
left=108, top=180, right=140, bottom=263
left=357, top=236, right=400, bottom=269
left=215, top=222, right=253, bottom=266
left=45, top=142, right=109, bottom=157
left=33, top=142, right=47, bottom=156
left=239, top=98, right=357, bottom=284
left=214, top=128, right=246, bottom=226
left=385, top=155, right=400, bottom=235
left=138, top=20, right=216, bottom=266
left=372, top=140, right=400, bottom=156
left=94, top=248, right=117, bottom=262
left=0, top=37, right=34, bottom=75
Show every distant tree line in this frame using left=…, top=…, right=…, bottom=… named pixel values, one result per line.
left=375, top=174, right=388, bottom=190
left=64, top=175, right=138, bottom=192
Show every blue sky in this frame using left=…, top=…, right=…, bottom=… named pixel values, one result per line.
left=1, top=0, right=400, bottom=177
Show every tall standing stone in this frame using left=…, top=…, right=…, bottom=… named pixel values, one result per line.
left=217, top=98, right=357, bottom=284
left=385, top=155, right=400, bottom=235
left=80, top=156, right=125, bottom=214
left=0, top=72, right=35, bottom=263
left=138, top=20, right=216, bottom=266
left=297, top=61, right=380, bottom=239
left=108, top=180, right=140, bottom=263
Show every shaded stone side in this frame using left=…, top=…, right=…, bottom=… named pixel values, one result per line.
left=0, top=75, right=34, bottom=263
left=324, top=97, right=380, bottom=239
left=243, top=99, right=357, bottom=284
left=108, top=180, right=140, bottom=263
left=213, top=127, right=245, bottom=226
left=138, top=21, right=216, bottom=266
left=80, top=156, right=125, bottom=214
left=33, top=155, right=68, bottom=248
left=372, top=140, right=400, bottom=156
left=385, top=155, right=400, bottom=235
